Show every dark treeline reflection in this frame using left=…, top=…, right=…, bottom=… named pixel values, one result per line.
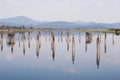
left=0, top=31, right=116, bottom=69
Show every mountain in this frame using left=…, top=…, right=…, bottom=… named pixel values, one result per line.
left=37, top=21, right=79, bottom=28
left=36, top=21, right=109, bottom=29
left=0, top=16, right=39, bottom=27
left=74, top=20, right=87, bottom=24
left=0, top=16, right=120, bottom=29
left=109, top=23, right=120, bottom=29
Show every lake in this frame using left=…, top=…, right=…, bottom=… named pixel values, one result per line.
left=0, top=30, right=120, bottom=80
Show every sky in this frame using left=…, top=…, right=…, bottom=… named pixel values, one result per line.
left=0, top=0, right=120, bottom=23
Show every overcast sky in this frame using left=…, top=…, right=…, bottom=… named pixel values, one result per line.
left=0, top=0, right=120, bottom=23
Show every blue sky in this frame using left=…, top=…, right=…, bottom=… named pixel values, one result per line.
left=0, top=0, right=120, bottom=23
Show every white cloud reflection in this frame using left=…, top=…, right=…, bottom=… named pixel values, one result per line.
left=64, top=68, right=79, bottom=74
left=106, top=57, right=120, bottom=64
left=6, top=54, right=13, bottom=61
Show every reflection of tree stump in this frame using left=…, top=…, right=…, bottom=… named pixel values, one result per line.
left=96, top=35, right=100, bottom=69
left=85, top=32, right=92, bottom=52
left=66, top=32, right=70, bottom=51
left=72, top=34, right=75, bottom=64
left=6, top=32, right=15, bottom=53
left=36, top=32, right=41, bottom=58
left=0, top=33, right=3, bottom=51
left=104, top=33, right=106, bottom=53
left=22, top=32, right=26, bottom=55
left=86, top=32, right=92, bottom=44
left=28, top=32, right=31, bottom=48
left=51, top=32, right=55, bottom=61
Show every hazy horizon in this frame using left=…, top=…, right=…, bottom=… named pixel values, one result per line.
left=0, top=0, right=120, bottom=23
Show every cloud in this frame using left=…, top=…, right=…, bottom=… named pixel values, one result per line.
left=0, top=0, right=120, bottom=23
left=94, top=0, right=104, bottom=6
left=5, top=0, right=14, bottom=3
left=64, top=0, right=71, bottom=5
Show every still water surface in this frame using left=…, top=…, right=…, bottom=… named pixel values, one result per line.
left=0, top=31, right=120, bottom=80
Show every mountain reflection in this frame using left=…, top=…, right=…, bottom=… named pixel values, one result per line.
left=0, top=30, right=117, bottom=69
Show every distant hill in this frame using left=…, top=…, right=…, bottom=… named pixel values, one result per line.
left=36, top=21, right=109, bottom=29
left=0, top=16, right=120, bottom=29
left=110, top=23, right=120, bottom=29
left=36, top=21, right=79, bottom=28
left=0, top=16, right=39, bottom=27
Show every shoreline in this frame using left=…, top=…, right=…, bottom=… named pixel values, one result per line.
left=0, top=27, right=120, bottom=34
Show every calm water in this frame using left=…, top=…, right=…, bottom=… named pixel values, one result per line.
left=0, top=31, right=120, bottom=80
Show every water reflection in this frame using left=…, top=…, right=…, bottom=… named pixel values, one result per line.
left=85, top=32, right=92, bottom=52
left=18, top=32, right=21, bottom=47
left=0, top=30, right=119, bottom=69
left=72, top=34, right=75, bottom=64
left=23, top=32, right=26, bottom=55
left=51, top=31, right=55, bottom=61
left=61, top=31, right=63, bottom=42
left=28, top=32, right=31, bottom=48
left=112, top=33, right=114, bottom=45
left=104, top=32, right=107, bottom=53
left=78, top=32, right=81, bottom=43
left=96, top=34, right=100, bottom=69
left=66, top=32, right=70, bottom=51
left=36, top=31, right=41, bottom=58
left=6, top=32, right=15, bottom=53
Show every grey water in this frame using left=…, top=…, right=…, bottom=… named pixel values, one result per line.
left=0, top=31, right=120, bottom=80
